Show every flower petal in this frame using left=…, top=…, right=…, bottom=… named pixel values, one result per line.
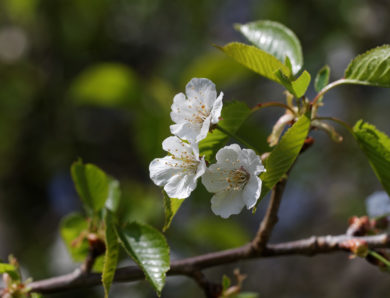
left=164, top=173, right=197, bottom=199
left=170, top=93, right=191, bottom=123
left=162, top=136, right=192, bottom=156
left=240, top=148, right=265, bottom=175
left=202, top=164, right=230, bottom=193
left=186, top=78, right=217, bottom=109
left=195, top=157, right=207, bottom=180
left=170, top=122, right=201, bottom=144
left=242, top=176, right=262, bottom=209
left=149, top=156, right=182, bottom=186
left=210, top=92, right=223, bottom=124
left=196, top=116, right=212, bottom=143
left=215, top=144, right=241, bottom=168
left=211, top=191, right=245, bottom=218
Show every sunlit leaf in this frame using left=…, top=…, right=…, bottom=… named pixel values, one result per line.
left=275, top=70, right=311, bottom=98
left=0, top=263, right=19, bottom=280
left=314, top=65, right=330, bottom=92
left=344, top=45, right=390, bottom=87
left=181, top=52, right=251, bottom=87
left=259, top=114, right=311, bottom=202
left=218, top=42, right=291, bottom=83
left=162, top=191, right=184, bottom=232
left=71, top=160, right=109, bottom=213
left=235, top=20, right=303, bottom=74
left=199, top=101, right=252, bottom=162
left=353, top=120, right=390, bottom=195
left=102, top=210, right=120, bottom=298
left=116, top=222, right=170, bottom=296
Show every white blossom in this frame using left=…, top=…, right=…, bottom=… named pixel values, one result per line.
left=149, top=136, right=206, bottom=199
left=202, top=144, right=265, bottom=218
left=170, top=78, right=223, bottom=143
left=366, top=191, right=390, bottom=218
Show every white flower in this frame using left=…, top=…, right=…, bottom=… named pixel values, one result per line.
left=366, top=191, right=390, bottom=218
left=170, top=78, right=223, bottom=143
left=149, top=136, right=206, bottom=199
left=202, top=144, right=265, bottom=218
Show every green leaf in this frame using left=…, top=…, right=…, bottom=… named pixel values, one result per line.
left=0, top=263, right=16, bottom=273
left=344, top=45, right=390, bottom=87
left=102, top=210, right=120, bottom=298
left=353, top=120, right=390, bottom=195
left=314, top=65, right=330, bottom=92
left=222, top=275, right=231, bottom=291
left=181, top=52, right=251, bottom=87
left=69, top=63, right=139, bottom=107
left=218, top=42, right=291, bottom=83
left=105, top=178, right=121, bottom=213
left=116, top=222, right=170, bottom=296
left=259, top=114, right=311, bottom=201
left=71, top=160, right=109, bottom=213
left=60, top=213, right=89, bottom=262
left=0, top=263, right=19, bottom=280
left=275, top=69, right=311, bottom=98
left=199, top=101, right=252, bottom=162
left=162, top=191, right=184, bottom=232
left=235, top=20, right=303, bottom=74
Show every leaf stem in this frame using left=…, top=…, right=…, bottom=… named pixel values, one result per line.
left=369, top=250, right=390, bottom=267
left=312, top=116, right=353, bottom=133
left=312, top=79, right=348, bottom=105
left=215, top=125, right=260, bottom=154
left=252, top=101, right=296, bottom=114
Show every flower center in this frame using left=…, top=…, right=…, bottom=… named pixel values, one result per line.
left=226, top=166, right=250, bottom=191
left=185, top=103, right=209, bottom=124
left=165, top=149, right=199, bottom=172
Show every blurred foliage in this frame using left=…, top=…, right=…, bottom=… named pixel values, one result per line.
left=0, top=0, right=389, bottom=297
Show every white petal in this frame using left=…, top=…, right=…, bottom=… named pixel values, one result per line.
left=164, top=173, right=197, bottom=199
left=242, top=176, right=262, bottom=209
left=211, top=191, right=245, bottom=218
left=202, top=164, right=230, bottom=193
left=162, top=136, right=192, bottom=156
left=194, top=157, right=207, bottom=180
left=186, top=78, right=217, bottom=108
left=170, top=93, right=190, bottom=123
left=240, top=148, right=265, bottom=175
left=366, top=191, right=390, bottom=218
left=170, top=122, right=201, bottom=143
left=149, top=156, right=182, bottom=186
left=196, top=116, right=212, bottom=143
left=210, top=92, right=223, bottom=124
left=215, top=144, right=241, bottom=168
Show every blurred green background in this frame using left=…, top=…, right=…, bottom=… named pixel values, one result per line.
left=0, top=0, right=389, bottom=297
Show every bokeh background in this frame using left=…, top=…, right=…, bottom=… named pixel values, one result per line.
left=0, top=0, right=390, bottom=297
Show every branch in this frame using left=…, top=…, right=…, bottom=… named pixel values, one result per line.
left=29, top=233, right=390, bottom=294
left=250, top=137, right=314, bottom=253
left=251, top=178, right=287, bottom=252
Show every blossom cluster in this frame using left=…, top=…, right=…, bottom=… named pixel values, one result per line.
left=149, top=78, right=265, bottom=218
